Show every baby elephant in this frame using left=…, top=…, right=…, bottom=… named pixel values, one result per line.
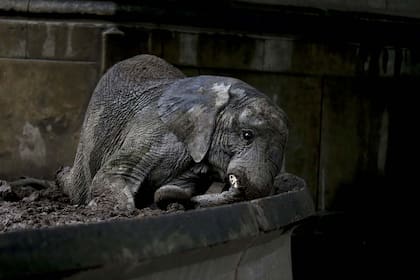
left=57, top=55, right=288, bottom=210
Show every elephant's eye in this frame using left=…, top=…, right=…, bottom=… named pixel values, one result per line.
left=242, top=130, right=255, bottom=142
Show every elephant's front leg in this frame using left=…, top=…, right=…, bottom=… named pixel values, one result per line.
left=190, top=188, right=246, bottom=208
left=190, top=174, right=246, bottom=208
left=154, top=164, right=212, bottom=210
left=89, top=153, right=157, bottom=210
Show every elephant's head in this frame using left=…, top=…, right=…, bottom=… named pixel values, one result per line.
left=159, top=76, right=288, bottom=201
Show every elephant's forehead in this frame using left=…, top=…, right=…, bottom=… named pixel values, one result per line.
left=238, top=100, right=286, bottom=130
left=239, top=109, right=264, bottom=126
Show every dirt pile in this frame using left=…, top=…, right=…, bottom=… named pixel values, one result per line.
left=0, top=173, right=300, bottom=233
left=0, top=181, right=177, bottom=233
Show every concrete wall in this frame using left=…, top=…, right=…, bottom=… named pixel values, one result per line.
left=1, top=1, right=419, bottom=210
left=0, top=20, right=101, bottom=180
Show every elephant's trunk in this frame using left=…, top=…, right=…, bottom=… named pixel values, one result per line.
left=226, top=163, right=275, bottom=200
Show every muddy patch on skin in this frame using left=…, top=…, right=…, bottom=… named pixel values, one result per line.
left=0, top=181, right=181, bottom=233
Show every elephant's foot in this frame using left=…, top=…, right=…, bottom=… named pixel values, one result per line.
left=55, top=166, right=80, bottom=203
left=154, top=185, right=193, bottom=210
left=88, top=186, right=136, bottom=211
left=89, top=177, right=136, bottom=211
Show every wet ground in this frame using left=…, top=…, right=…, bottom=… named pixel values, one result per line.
left=0, top=180, right=179, bottom=233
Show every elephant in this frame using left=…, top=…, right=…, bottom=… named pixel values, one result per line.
left=54, top=54, right=289, bottom=210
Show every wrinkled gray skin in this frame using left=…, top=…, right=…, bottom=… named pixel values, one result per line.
left=57, top=55, right=288, bottom=210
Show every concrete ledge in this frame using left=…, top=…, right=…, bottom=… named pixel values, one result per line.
left=236, top=0, right=420, bottom=19
left=2, top=0, right=420, bottom=20
left=2, top=1, right=420, bottom=34
left=0, top=174, right=314, bottom=280
left=0, top=0, right=116, bottom=15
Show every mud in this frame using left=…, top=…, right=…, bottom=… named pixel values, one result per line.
left=0, top=180, right=182, bottom=233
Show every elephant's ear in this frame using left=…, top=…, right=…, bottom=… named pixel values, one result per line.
left=158, top=77, right=232, bottom=163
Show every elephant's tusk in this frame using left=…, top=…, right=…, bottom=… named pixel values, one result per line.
left=228, top=174, right=239, bottom=189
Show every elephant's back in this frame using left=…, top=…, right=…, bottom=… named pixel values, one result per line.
left=78, top=55, right=185, bottom=182
left=90, top=55, right=185, bottom=106
left=106, top=54, right=185, bottom=84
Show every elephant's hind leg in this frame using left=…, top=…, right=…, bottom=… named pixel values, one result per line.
left=55, top=160, right=91, bottom=205
left=89, top=150, right=160, bottom=210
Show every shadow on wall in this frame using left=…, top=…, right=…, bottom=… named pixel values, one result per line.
left=291, top=76, right=417, bottom=280
left=328, top=76, right=415, bottom=215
